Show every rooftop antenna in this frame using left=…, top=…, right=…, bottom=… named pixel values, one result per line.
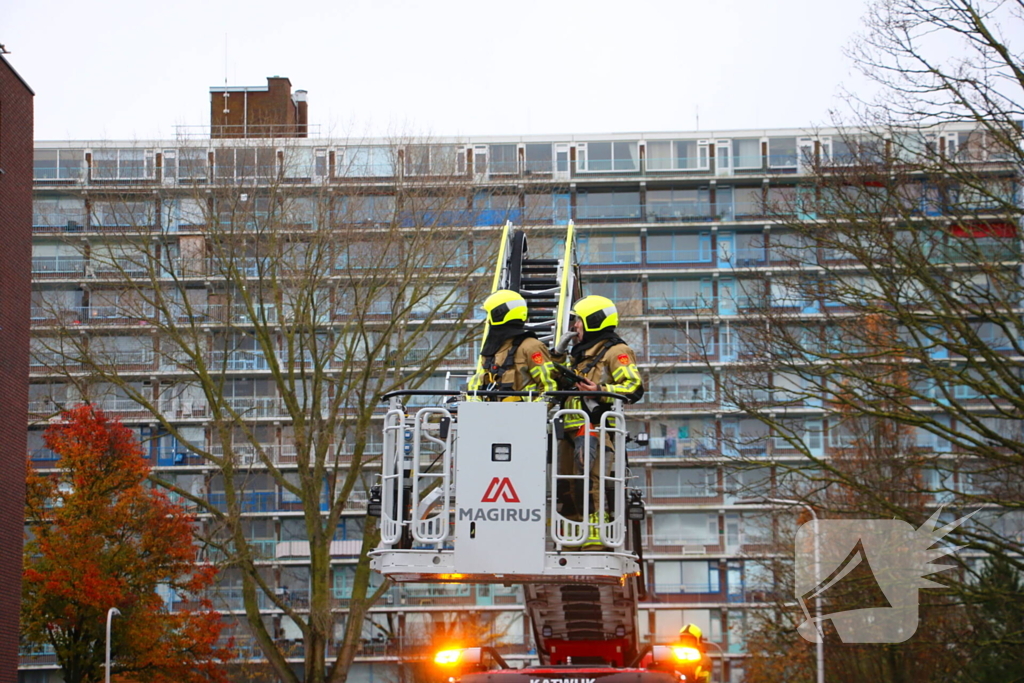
left=696, top=105, right=700, bottom=132
left=222, top=34, right=230, bottom=115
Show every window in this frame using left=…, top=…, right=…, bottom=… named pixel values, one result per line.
left=524, top=143, right=552, bottom=173
left=576, top=190, right=641, bottom=220
left=647, top=188, right=711, bottom=221
left=405, top=145, right=465, bottom=176
left=767, top=138, right=797, bottom=168
left=648, top=279, right=712, bottom=311
left=649, top=325, right=714, bottom=360
left=32, top=197, right=86, bottom=231
left=473, top=192, right=521, bottom=226
left=214, top=147, right=276, bottom=180
left=725, top=186, right=764, bottom=218
left=722, top=419, right=770, bottom=457
left=488, top=144, right=518, bottom=174
left=647, top=233, right=712, bottom=263
left=724, top=466, right=771, bottom=498
left=652, top=512, right=718, bottom=546
left=648, top=418, right=715, bottom=456
left=580, top=141, right=638, bottom=172
left=333, top=195, right=395, bottom=225
left=588, top=280, right=643, bottom=316
left=91, top=200, right=155, bottom=228
left=647, top=140, right=709, bottom=171
left=408, top=284, right=468, bottom=320
left=656, top=372, right=715, bottom=404
left=340, top=146, right=395, bottom=177
left=92, top=148, right=153, bottom=180
left=735, top=232, right=766, bottom=263
left=314, top=148, right=328, bottom=177
left=578, top=234, right=640, bottom=265
left=177, top=148, right=208, bottom=181
left=34, top=149, right=85, bottom=180
left=732, top=139, right=762, bottom=169
left=652, top=468, right=716, bottom=498
left=654, top=560, right=720, bottom=594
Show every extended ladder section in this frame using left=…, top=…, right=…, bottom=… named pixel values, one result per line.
left=489, top=221, right=580, bottom=348
left=369, top=222, right=643, bottom=666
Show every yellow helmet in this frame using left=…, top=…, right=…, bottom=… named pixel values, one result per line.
left=571, top=295, right=618, bottom=332
left=483, top=290, right=529, bottom=326
left=679, top=623, right=703, bottom=641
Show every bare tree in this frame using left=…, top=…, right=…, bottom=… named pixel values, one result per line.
left=692, top=0, right=1024, bottom=676
left=29, top=136, right=495, bottom=683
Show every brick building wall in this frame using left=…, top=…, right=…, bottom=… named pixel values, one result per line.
left=210, top=76, right=307, bottom=138
left=0, top=55, right=33, bottom=683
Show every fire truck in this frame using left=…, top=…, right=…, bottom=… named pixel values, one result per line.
left=368, top=223, right=711, bottom=683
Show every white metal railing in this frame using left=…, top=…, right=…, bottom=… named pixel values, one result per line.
left=379, top=405, right=406, bottom=545
left=598, top=406, right=627, bottom=548
left=410, top=407, right=454, bottom=546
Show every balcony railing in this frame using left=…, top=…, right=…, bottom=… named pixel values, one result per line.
left=207, top=491, right=277, bottom=514
left=575, top=203, right=643, bottom=221
left=646, top=249, right=713, bottom=265
left=222, top=396, right=286, bottom=419
left=645, top=203, right=714, bottom=222
left=647, top=296, right=716, bottom=312
left=31, top=256, right=87, bottom=277
left=210, top=349, right=270, bottom=371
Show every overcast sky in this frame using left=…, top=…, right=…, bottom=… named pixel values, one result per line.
left=6, top=0, right=876, bottom=142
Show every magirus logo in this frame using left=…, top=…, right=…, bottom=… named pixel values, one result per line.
left=481, top=476, right=520, bottom=503
left=795, top=508, right=975, bottom=644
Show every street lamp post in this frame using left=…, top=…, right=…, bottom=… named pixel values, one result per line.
left=105, top=607, right=120, bottom=683
left=737, top=497, right=823, bottom=683
left=702, top=637, right=726, bottom=683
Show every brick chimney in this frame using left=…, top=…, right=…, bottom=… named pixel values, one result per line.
left=210, top=76, right=308, bottom=139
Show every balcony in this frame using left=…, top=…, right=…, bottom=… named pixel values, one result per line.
left=31, top=256, right=87, bottom=278
left=646, top=203, right=714, bottom=223
left=210, top=349, right=270, bottom=372
left=157, top=397, right=210, bottom=420
left=76, top=305, right=157, bottom=326
left=651, top=386, right=717, bottom=411
left=28, top=447, right=59, bottom=465
left=647, top=296, right=716, bottom=314
left=33, top=212, right=88, bottom=234
left=720, top=247, right=767, bottom=268
left=207, top=491, right=277, bottom=514
left=92, top=397, right=151, bottom=418
left=646, top=249, right=714, bottom=266
left=575, top=203, right=642, bottom=222
left=222, top=396, right=286, bottom=419
left=94, top=350, right=156, bottom=370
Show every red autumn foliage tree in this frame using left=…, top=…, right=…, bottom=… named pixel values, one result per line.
left=21, top=405, right=231, bottom=683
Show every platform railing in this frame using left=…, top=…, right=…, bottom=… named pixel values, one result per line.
left=379, top=403, right=406, bottom=546
left=410, top=406, right=454, bottom=546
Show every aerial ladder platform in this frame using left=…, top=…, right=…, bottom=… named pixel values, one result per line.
left=368, top=223, right=706, bottom=679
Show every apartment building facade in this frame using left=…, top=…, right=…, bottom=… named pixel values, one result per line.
left=20, top=80, right=1020, bottom=683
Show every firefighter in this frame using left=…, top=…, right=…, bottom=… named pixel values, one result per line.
left=678, top=623, right=703, bottom=646
left=467, top=290, right=558, bottom=400
left=559, top=295, right=644, bottom=549
left=677, top=624, right=711, bottom=682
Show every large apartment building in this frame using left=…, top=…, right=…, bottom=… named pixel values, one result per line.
left=20, top=78, right=1019, bottom=683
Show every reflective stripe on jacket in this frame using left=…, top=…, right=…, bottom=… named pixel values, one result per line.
left=468, top=336, right=557, bottom=400
left=563, top=342, right=643, bottom=429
